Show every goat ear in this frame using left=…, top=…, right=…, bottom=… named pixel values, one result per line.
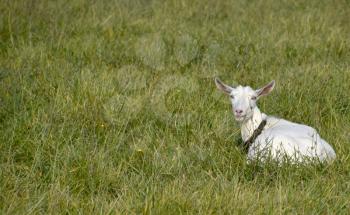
left=256, top=80, right=275, bottom=97
left=215, top=77, right=233, bottom=95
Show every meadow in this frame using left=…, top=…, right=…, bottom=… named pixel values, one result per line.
left=0, top=0, right=350, bottom=213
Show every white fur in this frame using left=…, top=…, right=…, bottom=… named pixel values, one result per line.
left=215, top=78, right=336, bottom=163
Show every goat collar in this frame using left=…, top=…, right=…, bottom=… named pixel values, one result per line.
left=243, top=119, right=267, bottom=153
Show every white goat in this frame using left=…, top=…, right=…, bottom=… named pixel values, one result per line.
left=215, top=78, right=336, bottom=163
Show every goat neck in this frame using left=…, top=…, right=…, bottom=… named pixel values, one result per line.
left=240, top=106, right=264, bottom=142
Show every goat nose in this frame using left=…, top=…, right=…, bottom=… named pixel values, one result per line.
left=235, top=109, right=243, bottom=114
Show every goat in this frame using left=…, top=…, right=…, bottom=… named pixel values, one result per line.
left=215, top=78, right=336, bottom=163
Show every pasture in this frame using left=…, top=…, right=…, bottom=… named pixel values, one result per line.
left=0, top=0, right=350, bottom=213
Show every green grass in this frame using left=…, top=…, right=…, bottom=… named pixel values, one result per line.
left=1, top=0, right=350, bottom=213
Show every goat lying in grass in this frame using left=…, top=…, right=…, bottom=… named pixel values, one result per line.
left=215, top=78, right=336, bottom=163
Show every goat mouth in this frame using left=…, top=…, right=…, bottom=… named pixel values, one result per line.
left=234, top=115, right=246, bottom=120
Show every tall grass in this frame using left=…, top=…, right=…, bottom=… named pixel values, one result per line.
left=0, top=0, right=349, bottom=213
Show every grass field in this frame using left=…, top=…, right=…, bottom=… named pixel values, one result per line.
left=1, top=0, right=350, bottom=213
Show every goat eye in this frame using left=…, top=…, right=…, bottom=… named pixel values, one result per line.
left=230, top=95, right=234, bottom=99
left=251, top=96, right=257, bottom=100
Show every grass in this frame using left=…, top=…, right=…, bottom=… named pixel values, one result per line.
left=0, top=0, right=350, bottom=213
